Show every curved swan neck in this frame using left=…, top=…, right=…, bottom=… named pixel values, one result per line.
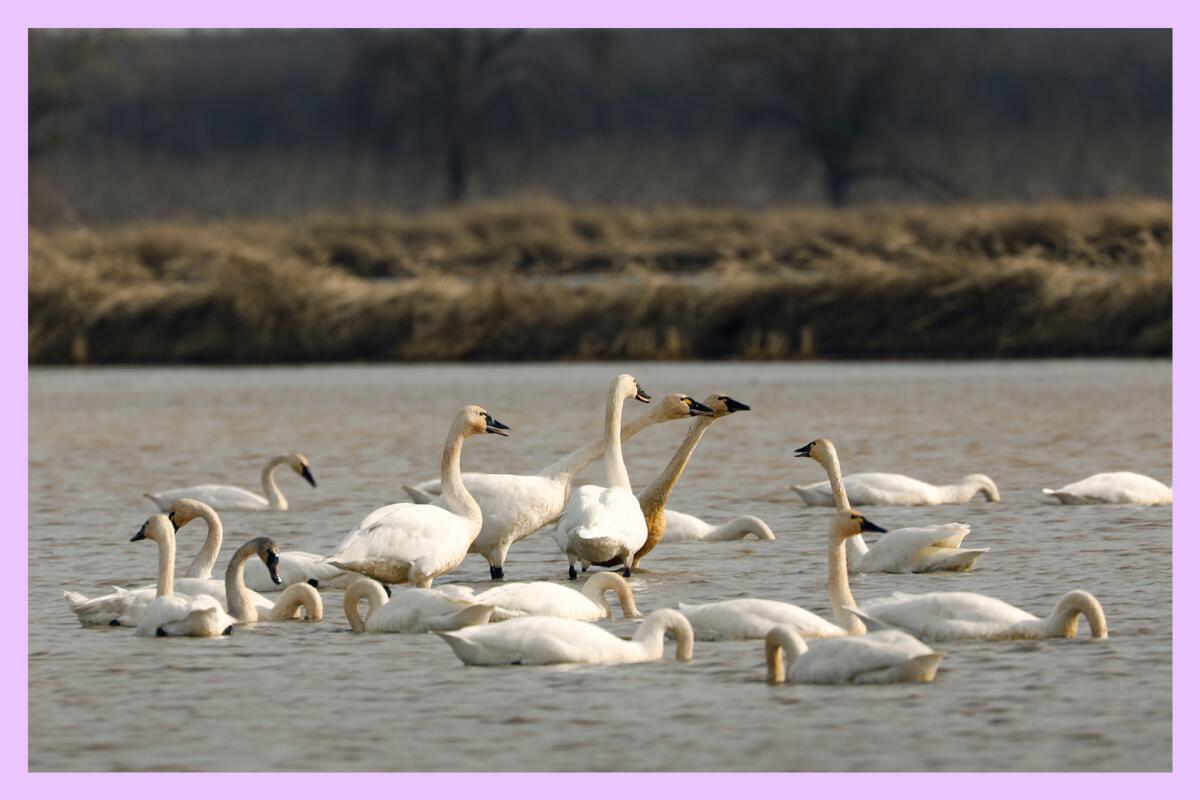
left=713, top=515, right=775, bottom=541
left=344, top=578, right=388, bottom=632
left=633, top=610, right=694, bottom=661
left=827, top=527, right=866, bottom=635
left=183, top=507, right=223, bottom=579
left=581, top=573, right=640, bottom=619
left=155, top=530, right=176, bottom=598
left=261, top=456, right=290, bottom=511
left=440, top=424, right=481, bottom=522
left=1044, top=591, right=1108, bottom=639
left=638, top=416, right=716, bottom=512
left=224, top=540, right=262, bottom=623
left=266, top=584, right=323, bottom=622
left=602, top=382, right=632, bottom=490
left=947, top=475, right=999, bottom=503
left=539, top=407, right=661, bottom=482
left=764, top=626, right=809, bottom=684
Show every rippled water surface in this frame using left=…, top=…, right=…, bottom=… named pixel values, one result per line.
left=29, top=361, right=1171, bottom=771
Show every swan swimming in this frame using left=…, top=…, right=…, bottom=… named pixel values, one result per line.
left=129, top=515, right=236, bottom=638
left=853, top=589, right=1108, bottom=641
left=795, top=439, right=988, bottom=573
left=469, top=572, right=641, bottom=621
left=328, top=405, right=508, bottom=587
left=659, top=509, right=775, bottom=544
left=791, top=468, right=999, bottom=507
left=144, top=453, right=316, bottom=512
left=1042, top=472, right=1172, bottom=505
left=343, top=577, right=494, bottom=633
left=224, top=537, right=323, bottom=623
left=552, top=374, right=651, bottom=579
left=764, top=625, right=943, bottom=685
left=436, top=608, right=694, bottom=666
left=400, top=391, right=712, bottom=578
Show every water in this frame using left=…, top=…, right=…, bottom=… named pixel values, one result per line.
left=29, top=361, right=1171, bottom=771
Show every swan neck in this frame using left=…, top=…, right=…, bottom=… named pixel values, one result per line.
left=1044, top=591, right=1108, bottom=639
left=581, top=574, right=640, bottom=619
left=155, top=531, right=176, bottom=598
left=638, top=416, right=714, bottom=512
left=440, top=425, right=480, bottom=522
left=343, top=579, right=387, bottom=632
left=224, top=541, right=259, bottom=623
left=817, top=447, right=851, bottom=512
left=764, top=626, right=808, bottom=683
left=261, top=456, right=289, bottom=511
left=267, top=584, right=322, bottom=622
left=716, top=515, right=773, bottom=541
left=633, top=610, right=693, bottom=661
left=183, top=507, right=224, bottom=579
left=602, top=383, right=632, bottom=490
left=827, top=529, right=865, bottom=635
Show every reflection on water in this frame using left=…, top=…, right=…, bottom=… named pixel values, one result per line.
left=29, top=361, right=1170, bottom=771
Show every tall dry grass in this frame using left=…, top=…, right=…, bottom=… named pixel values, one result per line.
left=29, top=201, right=1171, bottom=363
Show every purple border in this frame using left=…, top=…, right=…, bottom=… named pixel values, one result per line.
left=7, top=1, right=1189, bottom=795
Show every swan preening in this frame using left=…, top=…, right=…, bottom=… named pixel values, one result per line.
left=853, top=590, right=1108, bottom=641
left=402, top=392, right=713, bottom=578
left=660, top=510, right=775, bottom=543
left=436, top=608, right=695, bottom=666
left=145, top=453, right=317, bottom=512
left=468, top=572, right=642, bottom=621
left=792, top=467, right=1000, bottom=507
left=1042, top=472, right=1172, bottom=505
left=343, top=577, right=494, bottom=632
left=552, top=374, right=653, bottom=579
left=795, top=439, right=988, bottom=573
left=129, top=515, right=235, bottom=638
left=328, top=406, right=509, bottom=587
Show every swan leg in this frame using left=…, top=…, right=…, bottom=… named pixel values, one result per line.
left=568, top=562, right=578, bottom=580
left=489, top=564, right=504, bottom=580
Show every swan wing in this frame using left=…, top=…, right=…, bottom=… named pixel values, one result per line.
left=791, top=630, right=939, bottom=684
left=564, top=486, right=647, bottom=547
left=660, top=509, right=714, bottom=543
left=436, top=616, right=627, bottom=665
left=330, top=505, right=476, bottom=582
left=1045, top=472, right=1172, bottom=504
left=857, top=524, right=972, bottom=572
left=679, top=598, right=844, bottom=640
left=474, top=582, right=601, bottom=620
left=144, top=484, right=270, bottom=512
left=134, top=594, right=232, bottom=637
left=64, top=586, right=155, bottom=627
left=860, top=591, right=1035, bottom=640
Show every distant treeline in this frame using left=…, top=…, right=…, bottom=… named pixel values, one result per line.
left=30, top=29, right=1170, bottom=224
left=29, top=202, right=1171, bottom=364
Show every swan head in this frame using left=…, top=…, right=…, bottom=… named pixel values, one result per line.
left=284, top=453, right=317, bottom=488
left=794, top=438, right=836, bottom=466
left=831, top=510, right=886, bottom=541
left=166, top=498, right=216, bottom=531
left=615, top=373, right=651, bottom=404
left=703, top=393, right=750, bottom=417
left=249, top=536, right=283, bottom=585
left=131, top=514, right=174, bottom=544
left=644, top=393, right=711, bottom=421
left=461, top=405, right=511, bottom=438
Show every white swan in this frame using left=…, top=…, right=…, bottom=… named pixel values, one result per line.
left=328, top=406, right=508, bottom=587
left=130, top=515, right=236, bottom=638
left=853, top=589, right=1108, bottom=641
left=470, top=572, right=641, bottom=622
left=342, top=577, right=493, bottom=632
left=1042, top=472, right=1172, bottom=505
left=764, top=626, right=943, bottom=685
left=552, top=374, right=650, bottom=579
left=436, top=608, right=694, bottom=666
left=144, top=453, right=317, bottom=512
left=224, top=537, right=323, bottom=623
left=400, top=391, right=712, bottom=578
left=678, top=510, right=884, bottom=641
left=792, top=468, right=999, bottom=507
left=795, top=439, right=988, bottom=573
left=660, top=510, right=775, bottom=543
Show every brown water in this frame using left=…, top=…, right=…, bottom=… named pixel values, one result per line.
left=29, top=361, right=1171, bottom=771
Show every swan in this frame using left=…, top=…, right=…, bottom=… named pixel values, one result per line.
left=678, top=509, right=884, bottom=641
left=436, top=608, right=694, bottom=666
left=224, top=537, right=323, bottom=623
left=129, top=515, right=236, bottom=638
left=400, top=391, right=713, bottom=578
left=342, top=577, right=494, bottom=632
left=794, top=439, right=988, bottom=573
left=764, top=626, right=943, bottom=685
left=791, top=468, right=999, bottom=507
left=144, top=452, right=317, bottom=512
left=660, top=510, right=775, bottom=544
left=551, top=374, right=651, bottom=579
left=328, top=406, right=509, bottom=587
left=1042, top=472, right=1172, bottom=505
left=469, top=572, right=642, bottom=622
left=852, top=589, right=1108, bottom=641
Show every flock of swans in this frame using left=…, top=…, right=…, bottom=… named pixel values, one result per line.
left=64, top=373, right=1169, bottom=684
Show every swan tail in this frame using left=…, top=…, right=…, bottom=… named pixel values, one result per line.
left=63, top=591, right=88, bottom=611
left=402, top=485, right=436, bottom=504
left=790, top=486, right=831, bottom=506
left=844, top=607, right=901, bottom=633
left=143, top=492, right=168, bottom=510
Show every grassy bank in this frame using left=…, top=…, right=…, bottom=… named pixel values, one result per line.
left=29, top=201, right=1171, bottom=363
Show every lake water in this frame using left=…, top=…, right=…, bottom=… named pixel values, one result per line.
left=29, top=361, right=1171, bottom=771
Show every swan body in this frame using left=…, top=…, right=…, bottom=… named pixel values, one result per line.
left=791, top=471, right=1000, bottom=506
left=471, top=572, right=641, bottom=622
left=660, top=510, right=775, bottom=543
left=243, top=551, right=354, bottom=592
left=678, top=598, right=846, bottom=641
left=329, top=406, right=508, bottom=587
left=855, top=590, right=1108, bottom=641
left=145, top=453, right=316, bottom=512
left=553, top=374, right=651, bottom=578
left=795, top=439, right=988, bottom=573
left=1042, top=472, right=1172, bottom=505
left=401, top=392, right=710, bottom=578
left=765, top=625, right=943, bottom=685
left=436, top=608, right=694, bottom=666
left=343, top=577, right=493, bottom=633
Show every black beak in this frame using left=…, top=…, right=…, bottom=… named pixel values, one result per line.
left=267, top=552, right=282, bottom=585
left=131, top=521, right=148, bottom=542
left=168, top=511, right=181, bottom=531
left=720, top=396, right=751, bottom=413
left=634, top=383, right=651, bottom=403
left=685, top=398, right=716, bottom=417
left=485, top=414, right=510, bottom=436
left=383, top=584, right=392, bottom=598
left=859, top=516, right=887, bottom=534
left=300, top=465, right=317, bottom=488
left=794, top=441, right=816, bottom=458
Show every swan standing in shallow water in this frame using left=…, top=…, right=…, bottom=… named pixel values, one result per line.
left=1042, top=472, right=1171, bottom=505
left=328, top=406, right=509, bottom=587
left=436, top=608, right=694, bottom=666
left=552, top=374, right=651, bottom=579
left=145, top=453, right=317, bottom=512
left=660, top=510, right=775, bottom=543
left=343, top=577, right=493, bottom=632
left=468, top=572, right=642, bottom=621
left=792, top=468, right=999, bottom=507
left=401, top=391, right=711, bottom=578
left=224, top=537, right=323, bottom=623
left=795, top=439, right=988, bottom=573
left=765, top=626, right=943, bottom=685
left=129, top=515, right=236, bottom=638
left=853, top=589, right=1107, bottom=641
